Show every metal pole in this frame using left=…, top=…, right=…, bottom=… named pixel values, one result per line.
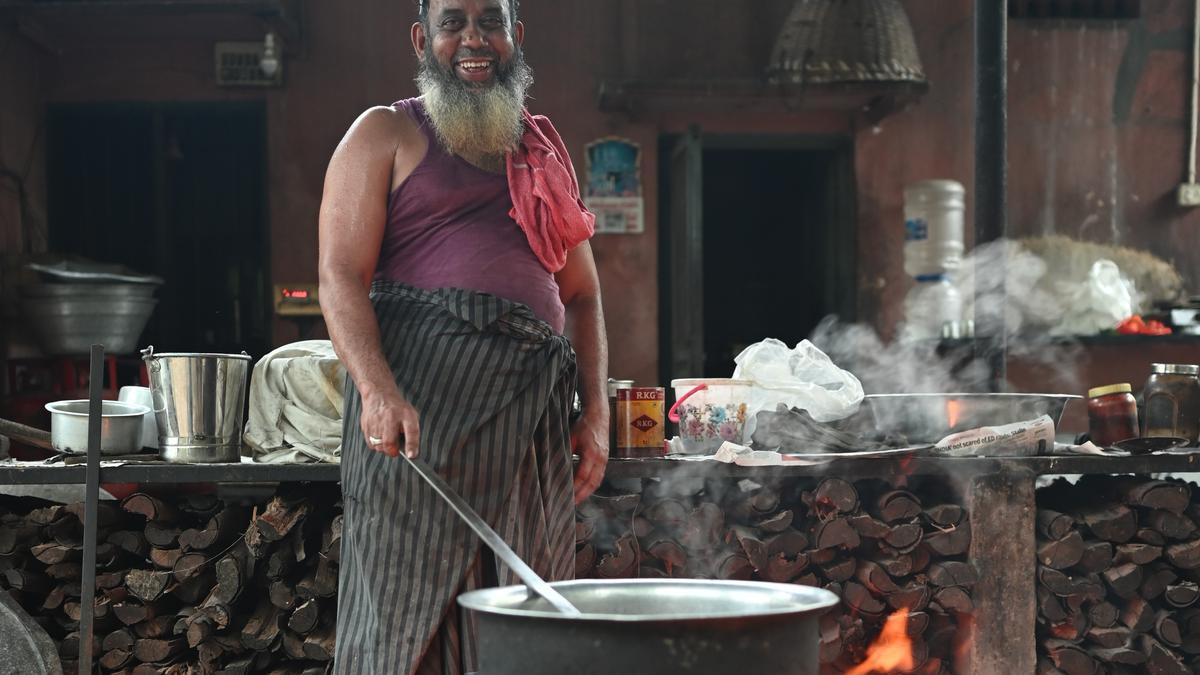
left=78, top=344, right=104, bottom=674
left=974, top=0, right=1008, bottom=390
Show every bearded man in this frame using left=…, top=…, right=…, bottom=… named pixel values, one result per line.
left=318, top=0, right=610, bottom=672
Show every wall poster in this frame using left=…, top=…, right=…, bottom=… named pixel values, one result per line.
left=584, top=137, right=644, bottom=234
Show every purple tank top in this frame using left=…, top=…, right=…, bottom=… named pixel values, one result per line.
left=375, top=98, right=565, bottom=334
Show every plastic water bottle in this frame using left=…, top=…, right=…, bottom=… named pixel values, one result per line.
left=904, top=180, right=965, bottom=278
left=901, top=275, right=964, bottom=341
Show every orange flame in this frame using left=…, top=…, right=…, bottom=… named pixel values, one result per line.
left=946, top=400, right=962, bottom=429
left=844, top=608, right=914, bottom=675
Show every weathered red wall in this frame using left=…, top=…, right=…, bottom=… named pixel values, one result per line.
left=4, top=0, right=1200, bottom=389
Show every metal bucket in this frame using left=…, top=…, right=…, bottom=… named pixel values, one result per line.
left=142, top=347, right=252, bottom=463
left=458, top=579, right=837, bottom=674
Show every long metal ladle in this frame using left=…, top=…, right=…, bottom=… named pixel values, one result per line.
left=402, top=454, right=582, bottom=617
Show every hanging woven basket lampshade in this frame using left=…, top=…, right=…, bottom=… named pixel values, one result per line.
left=767, top=0, right=926, bottom=86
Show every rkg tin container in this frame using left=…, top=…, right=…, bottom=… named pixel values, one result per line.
left=616, top=387, right=665, bottom=458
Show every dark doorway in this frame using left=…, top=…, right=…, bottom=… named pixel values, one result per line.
left=659, top=133, right=856, bottom=383
left=46, top=102, right=270, bottom=357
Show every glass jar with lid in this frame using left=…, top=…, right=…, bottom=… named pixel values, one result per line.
left=1087, top=383, right=1139, bottom=448
left=1143, top=364, right=1200, bottom=444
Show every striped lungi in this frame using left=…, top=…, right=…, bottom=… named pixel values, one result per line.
left=334, top=282, right=578, bottom=675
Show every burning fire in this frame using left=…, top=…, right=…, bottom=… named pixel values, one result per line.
left=844, top=608, right=914, bottom=675
left=946, top=399, right=962, bottom=429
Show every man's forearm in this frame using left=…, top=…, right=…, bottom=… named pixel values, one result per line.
left=565, top=294, right=609, bottom=422
left=320, top=272, right=397, bottom=400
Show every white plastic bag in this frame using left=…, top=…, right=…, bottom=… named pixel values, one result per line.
left=732, top=339, right=864, bottom=442
left=1049, top=259, right=1136, bottom=336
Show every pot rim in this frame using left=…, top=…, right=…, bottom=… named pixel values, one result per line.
left=142, top=352, right=253, bottom=361
left=865, top=392, right=1082, bottom=400
left=45, top=400, right=150, bottom=418
left=457, top=578, right=839, bottom=622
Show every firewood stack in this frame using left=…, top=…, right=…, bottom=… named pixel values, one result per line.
left=1036, top=476, right=1200, bottom=675
left=576, top=476, right=974, bottom=674
left=0, top=487, right=341, bottom=674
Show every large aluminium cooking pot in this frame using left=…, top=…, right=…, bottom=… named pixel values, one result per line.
left=458, top=578, right=838, bottom=674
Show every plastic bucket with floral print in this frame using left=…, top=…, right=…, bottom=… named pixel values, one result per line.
left=668, top=379, right=754, bottom=454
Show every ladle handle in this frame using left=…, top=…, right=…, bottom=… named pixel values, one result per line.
left=402, top=454, right=582, bottom=617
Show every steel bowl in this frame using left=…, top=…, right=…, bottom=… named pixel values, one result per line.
left=45, top=400, right=150, bottom=455
left=860, top=392, right=1081, bottom=443
left=459, top=579, right=838, bottom=675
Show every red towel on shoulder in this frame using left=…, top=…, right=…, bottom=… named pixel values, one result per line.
left=507, top=111, right=596, bottom=273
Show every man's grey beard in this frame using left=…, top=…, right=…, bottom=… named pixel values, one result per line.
left=416, top=47, right=533, bottom=158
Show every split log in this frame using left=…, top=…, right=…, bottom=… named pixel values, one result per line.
left=289, top=598, right=320, bottom=634
left=754, top=510, right=793, bottom=533
left=1154, top=611, right=1184, bottom=648
left=1091, top=646, right=1146, bottom=666
left=924, top=521, right=971, bottom=557
left=301, top=624, right=336, bottom=661
left=1113, top=543, right=1161, bottom=566
left=1048, top=609, right=1089, bottom=642
left=121, top=493, right=178, bottom=522
left=812, top=478, right=859, bottom=515
left=1074, top=541, right=1114, bottom=574
left=873, top=554, right=914, bottom=578
left=843, top=581, right=886, bottom=618
left=1146, top=510, right=1197, bottom=540
left=1166, top=540, right=1200, bottom=569
left=884, top=522, right=923, bottom=553
left=1138, top=528, right=1167, bottom=546
left=877, top=490, right=922, bottom=524
left=4, top=569, right=50, bottom=595
left=1166, top=582, right=1200, bottom=608
left=44, top=562, right=82, bottom=580
left=172, top=570, right=214, bottom=604
left=1142, top=634, right=1189, bottom=674
left=680, top=503, right=724, bottom=551
left=928, top=561, right=978, bottom=588
left=125, top=569, right=170, bottom=603
left=133, top=615, right=175, bottom=639
left=931, top=586, right=973, bottom=615
left=107, top=530, right=150, bottom=559
left=812, top=518, right=860, bottom=551
left=172, top=551, right=208, bottom=583
left=1039, top=588, right=1067, bottom=623
left=1038, top=510, right=1076, bottom=541
left=887, top=582, right=932, bottom=612
left=269, top=579, right=297, bottom=611
left=1120, top=480, right=1190, bottom=514
left=296, top=557, right=339, bottom=600
left=31, top=543, right=79, bottom=565
left=1102, top=562, right=1144, bottom=599
left=282, top=628, right=308, bottom=660
left=255, top=497, right=311, bottom=542
left=819, top=558, right=856, bottom=583
left=730, top=527, right=767, bottom=572
left=144, top=522, right=181, bottom=549
left=1078, top=505, right=1137, bottom=544
left=180, top=506, right=246, bottom=552
left=856, top=560, right=900, bottom=595
left=847, top=514, right=890, bottom=539
left=1039, top=531, right=1084, bottom=569
left=1043, top=639, right=1098, bottom=675
left=132, top=636, right=185, bottom=662
left=210, top=543, right=255, bottom=606
left=1085, top=624, right=1131, bottom=649
left=1120, top=595, right=1155, bottom=632
left=925, top=504, right=964, bottom=528
left=149, top=547, right=183, bottom=570
left=241, top=600, right=284, bottom=651
left=1139, top=563, right=1178, bottom=600
left=113, top=602, right=157, bottom=626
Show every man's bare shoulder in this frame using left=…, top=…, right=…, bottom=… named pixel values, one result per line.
left=343, top=105, right=418, bottom=149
